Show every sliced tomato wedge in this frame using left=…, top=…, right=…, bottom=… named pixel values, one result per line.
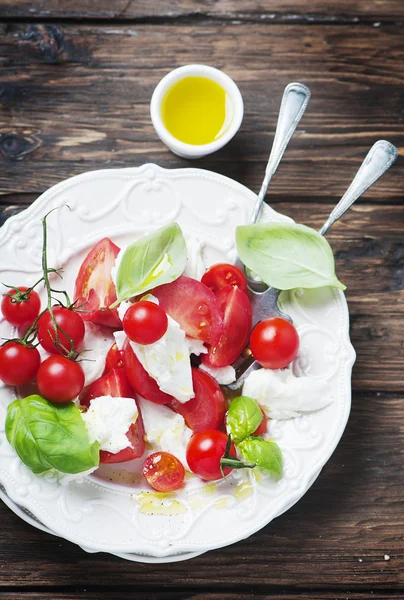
left=79, top=368, right=145, bottom=463
left=103, top=342, right=124, bottom=374
left=169, top=367, right=226, bottom=432
left=152, top=275, right=223, bottom=345
left=123, top=340, right=173, bottom=405
left=201, top=263, right=247, bottom=294
left=74, top=237, right=121, bottom=328
left=202, top=285, right=252, bottom=368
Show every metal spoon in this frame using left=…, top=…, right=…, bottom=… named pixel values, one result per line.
left=228, top=139, right=398, bottom=390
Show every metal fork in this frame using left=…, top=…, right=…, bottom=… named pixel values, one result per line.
left=228, top=139, right=398, bottom=390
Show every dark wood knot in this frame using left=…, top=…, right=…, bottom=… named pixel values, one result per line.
left=0, top=132, right=41, bottom=161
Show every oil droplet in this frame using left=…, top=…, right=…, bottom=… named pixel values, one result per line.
left=189, top=497, right=205, bottom=510
left=201, top=482, right=218, bottom=495
left=235, top=481, right=253, bottom=500
left=214, top=497, right=230, bottom=510
left=252, top=469, right=262, bottom=483
left=135, top=491, right=187, bottom=515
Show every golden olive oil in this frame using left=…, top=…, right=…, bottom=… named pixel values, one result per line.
left=161, top=76, right=232, bottom=145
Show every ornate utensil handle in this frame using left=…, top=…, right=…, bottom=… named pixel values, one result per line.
left=250, top=82, right=311, bottom=224
left=319, top=140, right=398, bottom=235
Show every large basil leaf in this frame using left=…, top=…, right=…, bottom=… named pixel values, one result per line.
left=112, top=222, right=187, bottom=306
left=5, top=395, right=100, bottom=475
left=236, top=222, right=346, bottom=291
left=238, top=437, right=283, bottom=477
left=226, top=396, right=263, bottom=444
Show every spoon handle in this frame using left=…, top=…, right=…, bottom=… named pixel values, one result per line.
left=249, top=82, right=311, bottom=225
left=319, top=140, right=398, bottom=235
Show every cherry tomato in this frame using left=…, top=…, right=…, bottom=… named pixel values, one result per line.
left=74, top=237, right=121, bottom=328
left=123, top=340, right=173, bottom=404
left=253, top=406, right=268, bottom=436
left=152, top=275, right=223, bottom=345
left=250, top=317, right=299, bottom=370
left=201, top=263, right=247, bottom=294
left=37, top=306, right=85, bottom=355
left=0, top=342, right=40, bottom=386
left=1, top=287, right=41, bottom=328
left=186, top=430, right=236, bottom=481
left=202, top=285, right=252, bottom=368
left=37, top=355, right=85, bottom=403
left=169, top=367, right=226, bottom=432
left=80, top=368, right=145, bottom=462
left=103, top=343, right=124, bottom=374
left=123, top=301, right=168, bottom=345
left=143, top=452, right=185, bottom=492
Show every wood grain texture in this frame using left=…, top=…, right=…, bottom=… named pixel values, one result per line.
left=2, top=201, right=403, bottom=391
left=0, top=594, right=403, bottom=600
left=0, top=391, right=402, bottom=589
left=1, top=0, right=404, bottom=22
left=0, top=23, right=403, bottom=200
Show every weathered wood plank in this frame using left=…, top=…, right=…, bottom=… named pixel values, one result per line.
left=2, top=200, right=403, bottom=390
left=0, top=592, right=402, bottom=600
left=0, top=23, right=403, bottom=200
left=0, top=391, right=402, bottom=588
left=1, top=0, right=404, bottom=22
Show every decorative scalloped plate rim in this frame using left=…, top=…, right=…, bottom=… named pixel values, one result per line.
left=0, top=164, right=356, bottom=560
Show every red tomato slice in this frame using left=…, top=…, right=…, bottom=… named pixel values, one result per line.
left=152, top=275, right=223, bottom=345
left=79, top=368, right=145, bottom=463
left=202, top=285, right=252, bottom=368
left=74, top=237, right=121, bottom=328
left=123, top=340, right=173, bottom=405
left=169, top=367, right=226, bottom=432
left=201, top=263, right=247, bottom=294
left=103, top=343, right=124, bottom=374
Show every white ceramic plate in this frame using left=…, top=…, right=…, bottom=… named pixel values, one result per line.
left=0, top=164, right=355, bottom=560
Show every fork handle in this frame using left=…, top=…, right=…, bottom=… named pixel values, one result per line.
left=249, top=82, right=311, bottom=224
left=319, top=140, right=398, bottom=236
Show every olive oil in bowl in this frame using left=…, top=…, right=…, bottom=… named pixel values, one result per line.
left=161, top=76, right=233, bottom=146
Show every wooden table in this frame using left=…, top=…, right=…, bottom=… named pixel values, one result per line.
left=0, top=2, right=403, bottom=598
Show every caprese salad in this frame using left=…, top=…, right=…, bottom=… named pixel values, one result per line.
left=1, top=209, right=344, bottom=493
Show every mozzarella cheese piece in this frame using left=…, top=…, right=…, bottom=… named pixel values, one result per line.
left=138, top=397, right=192, bottom=469
left=183, top=236, right=206, bottom=281
left=199, top=363, right=236, bottom=385
left=121, top=296, right=194, bottom=404
left=82, top=395, right=138, bottom=453
left=242, top=368, right=332, bottom=420
left=186, top=336, right=208, bottom=356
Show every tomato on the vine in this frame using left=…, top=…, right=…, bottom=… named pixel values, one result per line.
left=250, top=317, right=299, bottom=370
left=186, top=430, right=236, bottom=481
left=201, top=263, right=247, bottom=294
left=0, top=342, right=40, bottom=386
left=37, top=306, right=85, bottom=355
left=123, top=301, right=168, bottom=345
left=1, top=287, right=41, bottom=328
left=37, top=355, right=85, bottom=403
left=143, top=452, right=185, bottom=492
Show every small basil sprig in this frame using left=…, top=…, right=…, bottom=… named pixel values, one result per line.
left=226, top=395, right=263, bottom=444
left=221, top=396, right=283, bottom=478
left=236, top=222, right=346, bottom=291
left=6, top=395, right=100, bottom=475
left=111, top=222, right=187, bottom=307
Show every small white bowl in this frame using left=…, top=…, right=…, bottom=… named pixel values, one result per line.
left=150, top=64, right=244, bottom=159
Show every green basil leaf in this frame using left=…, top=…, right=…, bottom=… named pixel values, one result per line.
left=226, top=396, right=263, bottom=444
left=236, top=222, right=346, bottom=291
left=5, top=395, right=100, bottom=475
left=112, top=222, right=187, bottom=306
left=238, top=437, right=283, bottom=478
